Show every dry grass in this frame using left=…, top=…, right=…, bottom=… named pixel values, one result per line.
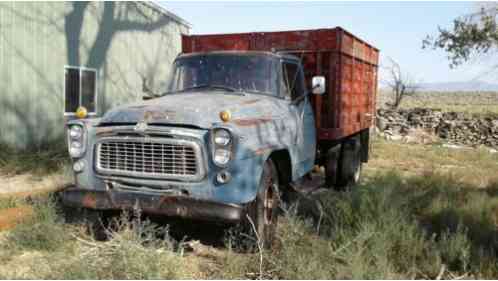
left=0, top=141, right=69, bottom=176
left=366, top=137, right=498, bottom=188
left=0, top=138, right=498, bottom=279
left=378, top=90, right=498, bottom=117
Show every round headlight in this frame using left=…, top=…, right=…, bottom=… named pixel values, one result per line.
left=214, top=129, right=231, bottom=146
left=73, top=160, right=85, bottom=173
left=214, top=148, right=231, bottom=166
left=69, top=125, right=83, bottom=139
left=69, top=141, right=83, bottom=158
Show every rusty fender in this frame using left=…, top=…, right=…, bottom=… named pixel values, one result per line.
left=61, top=187, right=244, bottom=223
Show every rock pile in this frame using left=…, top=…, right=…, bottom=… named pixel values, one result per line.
left=376, top=108, right=498, bottom=148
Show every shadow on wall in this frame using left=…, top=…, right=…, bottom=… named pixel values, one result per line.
left=64, top=2, right=172, bottom=70
left=0, top=2, right=174, bottom=149
left=0, top=76, right=62, bottom=149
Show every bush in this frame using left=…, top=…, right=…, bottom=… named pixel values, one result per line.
left=44, top=214, right=192, bottom=279
left=3, top=196, right=69, bottom=253
left=2, top=170, right=497, bottom=279
left=0, top=196, right=22, bottom=210
left=221, top=171, right=498, bottom=279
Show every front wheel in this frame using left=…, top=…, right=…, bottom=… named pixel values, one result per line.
left=245, top=159, right=280, bottom=249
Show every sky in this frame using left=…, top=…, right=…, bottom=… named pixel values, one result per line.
left=160, top=1, right=494, bottom=84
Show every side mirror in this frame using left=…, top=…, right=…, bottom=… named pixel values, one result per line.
left=311, top=76, right=326, bottom=95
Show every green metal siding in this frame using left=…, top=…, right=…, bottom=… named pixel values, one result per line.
left=0, top=1, right=189, bottom=149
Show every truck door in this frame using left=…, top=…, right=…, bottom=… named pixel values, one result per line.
left=281, top=60, right=316, bottom=177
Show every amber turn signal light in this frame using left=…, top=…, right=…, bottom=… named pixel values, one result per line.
left=219, top=110, right=231, bottom=122
left=75, top=106, right=88, bottom=119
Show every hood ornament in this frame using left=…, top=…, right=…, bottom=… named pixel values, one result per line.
left=134, top=121, right=148, bottom=134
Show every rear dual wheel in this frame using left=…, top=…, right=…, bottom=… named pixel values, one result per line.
left=325, top=137, right=362, bottom=190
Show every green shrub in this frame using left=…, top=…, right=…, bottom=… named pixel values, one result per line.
left=4, top=196, right=69, bottom=252
left=234, top=171, right=498, bottom=279
left=0, top=196, right=23, bottom=210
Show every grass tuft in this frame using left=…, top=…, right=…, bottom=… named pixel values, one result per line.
left=3, top=195, right=69, bottom=253
left=0, top=140, right=69, bottom=176
left=218, top=171, right=498, bottom=279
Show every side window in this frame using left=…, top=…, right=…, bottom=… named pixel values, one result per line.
left=282, top=62, right=305, bottom=100
left=64, top=66, right=97, bottom=114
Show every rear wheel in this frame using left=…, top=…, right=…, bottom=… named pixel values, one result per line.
left=325, top=144, right=341, bottom=189
left=245, top=159, right=280, bottom=249
left=337, top=137, right=362, bottom=188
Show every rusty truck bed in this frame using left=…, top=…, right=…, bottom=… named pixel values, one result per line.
left=182, top=27, right=379, bottom=141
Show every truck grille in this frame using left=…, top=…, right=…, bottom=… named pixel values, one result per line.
left=95, top=137, right=204, bottom=181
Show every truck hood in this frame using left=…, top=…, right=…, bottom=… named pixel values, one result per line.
left=99, top=91, right=280, bottom=129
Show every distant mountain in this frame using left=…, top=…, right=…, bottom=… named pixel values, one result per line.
left=417, top=81, right=498, bottom=92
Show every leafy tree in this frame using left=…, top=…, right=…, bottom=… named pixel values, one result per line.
left=423, top=4, right=498, bottom=68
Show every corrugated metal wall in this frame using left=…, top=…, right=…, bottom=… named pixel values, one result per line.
left=0, top=2, right=189, bottom=149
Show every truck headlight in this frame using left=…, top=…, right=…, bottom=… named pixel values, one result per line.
left=214, top=129, right=231, bottom=146
left=69, top=125, right=83, bottom=139
left=67, top=124, right=86, bottom=158
left=212, top=128, right=233, bottom=167
left=214, top=148, right=231, bottom=166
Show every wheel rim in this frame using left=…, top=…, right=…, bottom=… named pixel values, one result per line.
left=263, top=180, right=275, bottom=225
left=353, top=160, right=361, bottom=183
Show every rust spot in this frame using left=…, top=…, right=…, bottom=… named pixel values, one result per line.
left=143, top=110, right=175, bottom=122
left=232, top=116, right=273, bottom=127
left=82, top=194, right=97, bottom=208
left=253, top=145, right=277, bottom=156
left=240, top=99, right=261, bottom=105
left=96, top=127, right=114, bottom=135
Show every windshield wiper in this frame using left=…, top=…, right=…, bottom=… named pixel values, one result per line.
left=184, top=84, right=240, bottom=93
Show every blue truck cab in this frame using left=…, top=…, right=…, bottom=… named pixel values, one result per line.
left=62, top=51, right=326, bottom=244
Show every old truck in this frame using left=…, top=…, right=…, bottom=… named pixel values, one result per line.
left=62, top=27, right=379, bottom=245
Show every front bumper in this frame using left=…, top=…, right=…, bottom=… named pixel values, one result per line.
left=61, top=186, right=245, bottom=223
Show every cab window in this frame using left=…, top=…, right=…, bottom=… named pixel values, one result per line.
left=281, top=61, right=305, bottom=100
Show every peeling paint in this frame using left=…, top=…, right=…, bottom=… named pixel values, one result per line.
left=232, top=116, right=273, bottom=127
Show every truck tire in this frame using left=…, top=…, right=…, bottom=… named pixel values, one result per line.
left=245, top=159, right=280, bottom=249
left=337, top=137, right=362, bottom=188
left=325, top=144, right=341, bottom=188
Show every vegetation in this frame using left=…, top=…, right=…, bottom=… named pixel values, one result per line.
left=1, top=171, right=497, bottom=279
left=1, top=138, right=498, bottom=279
left=378, top=90, right=498, bottom=118
left=217, top=169, right=498, bottom=279
left=1, top=123, right=498, bottom=278
left=384, top=57, right=419, bottom=109
left=0, top=140, right=69, bottom=176
left=423, top=4, right=498, bottom=68
left=2, top=195, right=69, bottom=253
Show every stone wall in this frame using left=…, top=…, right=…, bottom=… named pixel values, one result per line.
left=376, top=108, right=498, bottom=148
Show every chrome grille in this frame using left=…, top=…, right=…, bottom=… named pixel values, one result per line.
left=96, top=137, right=204, bottom=181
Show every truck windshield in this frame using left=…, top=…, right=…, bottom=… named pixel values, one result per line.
left=166, top=54, right=278, bottom=95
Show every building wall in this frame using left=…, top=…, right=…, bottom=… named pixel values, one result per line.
left=0, top=1, right=189, bottom=149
